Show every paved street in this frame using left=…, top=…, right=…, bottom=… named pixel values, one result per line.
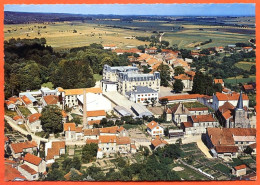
left=4, top=115, right=48, bottom=144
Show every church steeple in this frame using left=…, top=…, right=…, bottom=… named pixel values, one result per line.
left=236, top=91, right=243, bottom=110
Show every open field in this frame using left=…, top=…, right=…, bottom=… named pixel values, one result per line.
left=224, top=75, right=256, bottom=85
left=235, top=61, right=255, bottom=71
left=4, top=19, right=254, bottom=51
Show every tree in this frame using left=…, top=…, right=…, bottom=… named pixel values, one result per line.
left=151, top=98, right=156, bottom=107
left=213, top=83, right=223, bottom=93
left=45, top=169, right=65, bottom=181
left=250, top=65, right=256, bottom=74
left=173, top=79, right=184, bottom=93
left=82, top=143, right=98, bottom=163
left=174, top=66, right=185, bottom=76
left=26, top=134, right=32, bottom=141
left=157, top=63, right=171, bottom=87
left=51, top=162, right=59, bottom=170
left=40, top=105, right=63, bottom=134
left=160, top=98, right=168, bottom=111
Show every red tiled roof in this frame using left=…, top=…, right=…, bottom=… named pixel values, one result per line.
left=160, top=94, right=204, bottom=101
left=116, top=137, right=131, bottom=145
left=24, top=153, right=42, bottom=166
left=75, top=127, right=83, bottom=133
left=28, top=113, right=41, bottom=123
left=234, top=164, right=247, bottom=170
left=191, top=115, right=216, bottom=123
left=166, top=108, right=172, bottom=114
left=185, top=71, right=196, bottom=77
left=8, top=97, right=21, bottom=103
left=5, top=100, right=15, bottom=106
left=13, top=115, right=23, bottom=121
left=87, top=110, right=106, bottom=117
left=99, top=126, right=119, bottom=134
left=215, top=92, right=249, bottom=101
left=21, top=95, right=32, bottom=105
left=174, top=74, right=190, bottom=80
left=99, top=135, right=117, bottom=143
left=43, top=95, right=58, bottom=105
left=5, top=164, right=26, bottom=181
left=61, top=110, right=67, bottom=118
left=10, top=141, right=37, bottom=154
left=151, top=137, right=168, bottom=147
left=64, top=87, right=102, bottom=95
left=46, top=141, right=65, bottom=160
left=86, top=139, right=99, bottom=144
left=64, top=123, right=76, bottom=132
left=214, top=79, right=224, bottom=84
left=88, top=120, right=101, bottom=126
left=117, top=126, right=125, bottom=132
left=147, top=121, right=159, bottom=130
left=207, top=128, right=256, bottom=146
left=182, top=121, right=193, bottom=128
left=243, top=84, right=254, bottom=90
left=84, top=128, right=100, bottom=136
left=215, top=146, right=238, bottom=153
left=19, top=164, right=37, bottom=175
left=131, top=144, right=136, bottom=149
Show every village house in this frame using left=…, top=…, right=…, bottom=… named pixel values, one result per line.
left=84, top=128, right=100, bottom=140
left=87, top=110, right=106, bottom=121
left=22, top=153, right=46, bottom=175
left=131, top=103, right=153, bottom=118
left=9, top=141, right=38, bottom=159
left=64, top=123, right=76, bottom=141
left=130, top=144, right=137, bottom=154
left=98, top=135, right=117, bottom=156
left=146, top=121, right=164, bottom=137
left=187, top=107, right=209, bottom=115
left=103, top=44, right=117, bottom=50
left=41, top=95, right=61, bottom=108
left=171, top=103, right=190, bottom=127
left=27, top=113, right=42, bottom=133
left=19, top=93, right=38, bottom=107
left=13, top=115, right=24, bottom=124
left=45, top=141, right=66, bottom=165
left=145, top=47, right=157, bottom=54
left=137, top=53, right=153, bottom=64
left=242, top=84, right=255, bottom=94
left=5, top=163, right=26, bottom=181
left=215, top=46, right=224, bottom=53
left=203, top=128, right=256, bottom=158
left=116, top=136, right=131, bottom=154
left=174, top=74, right=193, bottom=91
left=151, top=137, right=168, bottom=150
left=125, top=86, right=158, bottom=105
left=112, top=48, right=142, bottom=55
left=17, top=164, right=39, bottom=180
left=8, top=96, right=23, bottom=106
left=214, top=79, right=225, bottom=87
left=5, top=100, right=16, bottom=110
left=232, top=164, right=247, bottom=177
left=212, top=92, right=249, bottom=111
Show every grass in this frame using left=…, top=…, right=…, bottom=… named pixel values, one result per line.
left=93, top=74, right=102, bottom=81
left=4, top=19, right=254, bottom=51
left=123, top=124, right=140, bottom=130
left=224, top=76, right=256, bottom=85
left=18, top=106, right=31, bottom=117
left=235, top=62, right=255, bottom=71
left=41, top=82, right=54, bottom=89
left=5, top=109, right=18, bottom=117
left=172, top=163, right=208, bottom=180
left=212, top=163, right=231, bottom=174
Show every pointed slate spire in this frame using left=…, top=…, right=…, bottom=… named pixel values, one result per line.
left=236, top=91, right=243, bottom=109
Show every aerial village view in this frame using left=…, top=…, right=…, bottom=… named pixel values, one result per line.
left=3, top=4, right=257, bottom=181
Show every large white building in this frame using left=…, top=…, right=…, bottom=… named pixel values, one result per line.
left=118, top=72, right=160, bottom=95
left=125, top=86, right=158, bottom=105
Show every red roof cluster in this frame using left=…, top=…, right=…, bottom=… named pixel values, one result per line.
left=24, top=153, right=42, bottom=166
left=28, top=113, right=41, bottom=123
left=10, top=141, right=37, bottom=154
left=43, top=95, right=59, bottom=105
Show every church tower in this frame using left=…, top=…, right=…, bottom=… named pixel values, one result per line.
left=234, top=92, right=250, bottom=128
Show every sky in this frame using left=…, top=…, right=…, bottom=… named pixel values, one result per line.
left=4, top=4, right=255, bottom=16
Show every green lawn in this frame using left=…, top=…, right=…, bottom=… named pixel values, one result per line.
left=212, top=163, right=231, bottom=174
left=235, top=62, right=255, bottom=71
left=224, top=76, right=256, bottom=85
left=41, top=82, right=54, bottom=89
left=18, top=106, right=31, bottom=117
left=94, top=74, right=102, bottom=81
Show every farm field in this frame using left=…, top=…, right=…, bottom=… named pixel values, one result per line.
left=235, top=61, right=255, bottom=71
left=4, top=19, right=254, bottom=51
left=224, top=75, right=256, bottom=85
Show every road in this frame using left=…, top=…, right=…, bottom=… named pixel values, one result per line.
left=4, top=115, right=48, bottom=144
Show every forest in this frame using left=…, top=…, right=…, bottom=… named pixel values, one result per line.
left=4, top=38, right=129, bottom=98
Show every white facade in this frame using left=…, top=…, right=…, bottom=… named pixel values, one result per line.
left=147, top=125, right=164, bottom=137
left=27, top=120, right=42, bottom=133
left=77, top=93, right=112, bottom=112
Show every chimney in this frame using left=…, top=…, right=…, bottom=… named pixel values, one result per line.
left=83, top=88, right=88, bottom=129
